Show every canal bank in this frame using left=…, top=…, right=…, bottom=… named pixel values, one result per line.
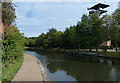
left=12, top=53, right=50, bottom=81
left=25, top=47, right=120, bottom=60
left=66, top=51, right=120, bottom=60
left=24, top=50, right=120, bottom=81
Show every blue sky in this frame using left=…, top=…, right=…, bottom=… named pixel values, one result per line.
left=14, top=1, right=119, bottom=37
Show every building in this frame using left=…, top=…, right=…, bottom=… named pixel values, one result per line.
left=87, top=3, right=110, bottom=16
left=101, top=40, right=111, bottom=47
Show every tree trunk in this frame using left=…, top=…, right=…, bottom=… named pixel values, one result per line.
left=96, top=47, right=99, bottom=52
left=78, top=44, right=80, bottom=50
left=104, top=48, right=107, bottom=52
left=115, top=41, right=118, bottom=52
left=88, top=43, right=92, bottom=52
left=103, top=46, right=107, bottom=52
left=84, top=48, right=86, bottom=51
left=89, top=48, right=92, bottom=52
left=74, top=44, right=75, bottom=49
left=115, top=47, right=118, bottom=52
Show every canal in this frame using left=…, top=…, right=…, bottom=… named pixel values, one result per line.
left=24, top=50, right=120, bottom=81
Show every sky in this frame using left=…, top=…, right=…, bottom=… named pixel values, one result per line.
left=13, top=0, right=119, bottom=37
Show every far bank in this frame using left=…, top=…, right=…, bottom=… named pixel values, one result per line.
left=25, top=47, right=120, bottom=60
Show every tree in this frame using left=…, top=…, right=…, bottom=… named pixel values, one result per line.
left=2, top=2, right=16, bottom=25
left=62, top=28, right=71, bottom=49
left=110, top=9, right=120, bottom=52
left=46, top=28, right=58, bottom=48
left=46, top=28, right=63, bottom=48
left=2, top=2, right=24, bottom=62
left=2, top=25, right=24, bottom=61
left=89, top=14, right=106, bottom=51
left=68, top=26, right=78, bottom=49
left=100, top=14, right=112, bottom=52
left=25, top=37, right=37, bottom=47
left=76, top=14, right=92, bottom=50
left=35, top=33, right=51, bottom=48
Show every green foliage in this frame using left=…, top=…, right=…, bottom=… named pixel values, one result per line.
left=2, top=2, right=25, bottom=62
left=110, top=9, right=120, bottom=41
left=34, top=28, right=63, bottom=48
left=1, top=2, right=25, bottom=82
left=2, top=25, right=24, bottom=62
left=26, top=9, right=120, bottom=52
left=109, top=9, right=120, bottom=51
left=2, top=2, right=16, bottom=25
left=76, top=14, right=92, bottom=48
left=2, top=56, right=23, bottom=81
left=25, top=37, right=37, bottom=47
left=46, top=28, right=63, bottom=48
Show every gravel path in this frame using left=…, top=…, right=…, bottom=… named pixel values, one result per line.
left=12, top=53, right=46, bottom=81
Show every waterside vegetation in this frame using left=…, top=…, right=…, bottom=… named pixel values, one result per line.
left=2, top=2, right=25, bottom=81
left=25, top=9, right=120, bottom=55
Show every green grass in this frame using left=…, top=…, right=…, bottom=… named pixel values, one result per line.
left=26, top=47, right=120, bottom=56
left=64, top=49, right=120, bottom=56
left=2, top=56, right=23, bottom=82
left=63, top=49, right=120, bottom=56
left=96, top=52, right=120, bottom=56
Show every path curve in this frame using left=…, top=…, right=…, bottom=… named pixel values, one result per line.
left=12, top=53, right=48, bottom=81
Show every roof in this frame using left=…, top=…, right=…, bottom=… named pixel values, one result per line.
left=88, top=3, right=110, bottom=10
left=99, top=10, right=107, bottom=14
left=89, top=10, right=107, bottom=15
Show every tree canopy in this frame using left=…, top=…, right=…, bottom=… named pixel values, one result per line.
left=2, top=2, right=25, bottom=62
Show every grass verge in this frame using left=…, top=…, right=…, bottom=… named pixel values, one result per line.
left=96, top=52, right=120, bottom=56
left=2, top=56, right=23, bottom=82
left=26, top=47, right=120, bottom=56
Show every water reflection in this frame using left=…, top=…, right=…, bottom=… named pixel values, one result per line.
left=24, top=51, right=120, bottom=81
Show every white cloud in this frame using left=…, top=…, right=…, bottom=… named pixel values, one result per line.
left=15, top=2, right=118, bottom=37
left=13, top=0, right=119, bottom=2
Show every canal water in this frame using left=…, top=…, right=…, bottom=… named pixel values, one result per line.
left=24, top=51, right=120, bottom=81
